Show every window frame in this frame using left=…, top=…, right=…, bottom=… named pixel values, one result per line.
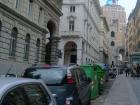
left=9, top=27, right=18, bottom=56
left=28, top=0, right=33, bottom=16
left=35, top=38, right=40, bottom=63
left=70, top=6, right=75, bottom=12
left=111, top=41, right=115, bottom=46
left=0, top=21, right=2, bottom=36
left=38, top=7, right=43, bottom=22
left=69, top=20, right=75, bottom=32
left=14, top=0, right=20, bottom=9
left=24, top=34, right=30, bottom=60
left=111, top=31, right=115, bottom=37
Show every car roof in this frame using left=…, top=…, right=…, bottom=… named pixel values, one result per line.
left=27, top=64, right=79, bottom=70
left=0, top=77, right=44, bottom=97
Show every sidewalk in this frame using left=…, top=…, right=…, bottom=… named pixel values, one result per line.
left=103, top=75, right=140, bottom=105
left=91, top=78, right=114, bottom=105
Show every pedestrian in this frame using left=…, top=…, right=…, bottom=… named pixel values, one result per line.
left=125, top=67, right=129, bottom=77
left=136, top=64, right=140, bottom=78
left=132, top=64, right=137, bottom=79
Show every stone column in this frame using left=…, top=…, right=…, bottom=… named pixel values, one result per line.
left=50, top=36, right=60, bottom=65
left=77, top=49, right=82, bottom=65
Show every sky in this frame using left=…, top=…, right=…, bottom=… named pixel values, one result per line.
left=99, top=0, right=137, bottom=20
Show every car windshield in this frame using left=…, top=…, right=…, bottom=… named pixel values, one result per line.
left=24, top=67, right=66, bottom=85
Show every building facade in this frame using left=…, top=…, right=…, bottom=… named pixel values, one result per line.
left=127, top=0, right=140, bottom=56
left=102, top=3, right=126, bottom=66
left=100, top=16, right=109, bottom=64
left=58, top=0, right=101, bottom=65
left=0, top=0, right=62, bottom=75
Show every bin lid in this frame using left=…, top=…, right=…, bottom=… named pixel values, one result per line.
left=95, top=63, right=108, bottom=71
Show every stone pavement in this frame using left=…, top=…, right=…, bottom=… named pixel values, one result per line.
left=103, top=75, right=140, bottom=105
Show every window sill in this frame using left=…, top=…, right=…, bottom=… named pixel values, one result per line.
left=8, top=56, right=16, bottom=61
left=24, top=59, right=30, bottom=63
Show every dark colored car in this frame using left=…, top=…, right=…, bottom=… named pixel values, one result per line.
left=23, top=64, right=91, bottom=105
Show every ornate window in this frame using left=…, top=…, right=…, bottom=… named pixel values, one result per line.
left=28, top=0, right=33, bottom=16
left=35, top=38, right=40, bottom=62
left=111, top=31, right=115, bottom=37
left=69, top=20, right=74, bottom=31
left=9, top=27, right=18, bottom=56
left=111, top=41, right=115, bottom=46
left=24, top=34, right=30, bottom=60
left=38, top=7, right=42, bottom=22
left=70, top=6, right=75, bottom=12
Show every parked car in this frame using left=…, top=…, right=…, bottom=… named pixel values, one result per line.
left=0, top=77, right=57, bottom=105
left=23, top=64, right=91, bottom=105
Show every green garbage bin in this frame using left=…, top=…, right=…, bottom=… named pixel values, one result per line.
left=95, top=64, right=106, bottom=94
left=80, top=64, right=99, bottom=100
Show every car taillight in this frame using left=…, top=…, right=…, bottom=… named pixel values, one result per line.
left=67, top=73, right=74, bottom=84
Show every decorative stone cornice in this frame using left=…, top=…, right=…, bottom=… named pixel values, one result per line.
left=67, top=15, right=77, bottom=20
left=44, top=0, right=63, bottom=16
left=93, top=0, right=102, bottom=15
left=100, top=16, right=110, bottom=32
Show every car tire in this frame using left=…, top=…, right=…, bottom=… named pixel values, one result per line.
left=87, top=99, right=91, bottom=105
left=77, top=100, right=81, bottom=105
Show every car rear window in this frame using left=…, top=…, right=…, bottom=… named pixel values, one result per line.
left=23, top=67, right=66, bottom=85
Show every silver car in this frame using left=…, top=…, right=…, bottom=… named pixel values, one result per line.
left=0, top=77, right=57, bottom=105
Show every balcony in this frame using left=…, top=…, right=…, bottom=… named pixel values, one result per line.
left=60, top=31, right=81, bottom=38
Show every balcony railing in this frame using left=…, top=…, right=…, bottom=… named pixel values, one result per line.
left=60, top=31, right=81, bottom=37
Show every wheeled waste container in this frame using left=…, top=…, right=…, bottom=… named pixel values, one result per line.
left=94, top=64, right=106, bottom=94
left=80, top=64, right=99, bottom=100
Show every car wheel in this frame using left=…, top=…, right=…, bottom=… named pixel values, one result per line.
left=87, top=100, right=91, bottom=105
left=77, top=100, right=81, bottom=105
left=87, top=92, right=91, bottom=105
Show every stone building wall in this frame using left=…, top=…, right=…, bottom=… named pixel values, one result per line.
left=0, top=0, right=62, bottom=75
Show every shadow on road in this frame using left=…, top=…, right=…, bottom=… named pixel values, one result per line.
left=91, top=78, right=115, bottom=105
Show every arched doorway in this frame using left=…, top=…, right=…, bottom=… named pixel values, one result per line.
left=45, top=21, right=56, bottom=64
left=64, top=42, right=77, bottom=64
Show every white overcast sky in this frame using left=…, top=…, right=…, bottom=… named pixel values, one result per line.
left=99, top=0, right=137, bottom=20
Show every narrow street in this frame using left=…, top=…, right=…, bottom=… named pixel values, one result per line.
left=92, top=75, right=140, bottom=105
left=0, top=0, right=139, bottom=105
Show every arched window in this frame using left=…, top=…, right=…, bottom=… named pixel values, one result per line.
left=0, top=21, right=2, bottom=32
left=24, top=34, right=30, bottom=59
left=9, top=27, right=18, bottom=56
left=69, top=20, right=74, bottom=31
left=111, top=41, right=115, bottom=46
left=38, top=7, right=42, bottom=22
left=0, top=21, right=2, bottom=36
left=28, top=0, right=33, bottom=16
left=35, top=38, right=40, bottom=62
left=111, top=31, right=115, bottom=37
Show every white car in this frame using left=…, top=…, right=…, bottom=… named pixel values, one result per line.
left=0, top=77, right=57, bottom=105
